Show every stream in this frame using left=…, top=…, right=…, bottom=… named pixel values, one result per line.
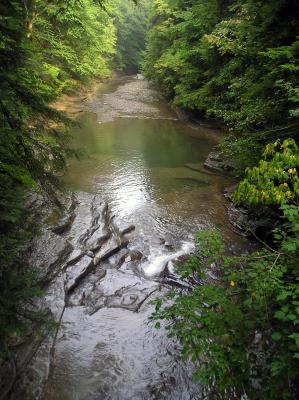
left=12, top=75, right=250, bottom=400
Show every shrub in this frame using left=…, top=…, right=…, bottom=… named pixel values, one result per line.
left=152, top=206, right=299, bottom=399
left=234, top=138, right=299, bottom=206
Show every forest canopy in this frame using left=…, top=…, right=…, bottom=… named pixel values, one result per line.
left=142, top=0, right=299, bottom=134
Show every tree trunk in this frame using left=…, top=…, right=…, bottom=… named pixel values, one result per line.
left=25, top=0, right=37, bottom=39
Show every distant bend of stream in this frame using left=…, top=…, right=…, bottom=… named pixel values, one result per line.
left=10, top=75, right=250, bottom=400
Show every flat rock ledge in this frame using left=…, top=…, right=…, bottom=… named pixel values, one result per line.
left=4, top=192, right=136, bottom=400
left=224, top=184, right=279, bottom=238
left=204, top=151, right=234, bottom=175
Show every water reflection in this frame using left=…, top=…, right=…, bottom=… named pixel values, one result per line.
left=65, top=114, right=235, bottom=244
left=110, top=157, right=152, bottom=216
left=43, top=76, right=248, bottom=400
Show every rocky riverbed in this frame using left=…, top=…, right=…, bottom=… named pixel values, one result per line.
left=6, top=192, right=203, bottom=400
left=3, top=75, right=252, bottom=400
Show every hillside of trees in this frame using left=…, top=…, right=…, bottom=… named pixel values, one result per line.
left=143, top=0, right=298, bottom=133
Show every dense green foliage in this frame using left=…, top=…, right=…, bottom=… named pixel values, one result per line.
left=0, top=0, right=117, bottom=353
left=153, top=207, right=299, bottom=399
left=142, top=0, right=299, bottom=174
left=143, top=0, right=299, bottom=133
left=145, top=10, right=299, bottom=395
left=114, top=0, right=149, bottom=72
left=235, top=138, right=299, bottom=206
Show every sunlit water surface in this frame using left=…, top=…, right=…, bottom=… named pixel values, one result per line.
left=42, top=75, right=247, bottom=400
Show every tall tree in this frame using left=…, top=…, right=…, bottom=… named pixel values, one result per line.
left=114, top=0, right=150, bottom=72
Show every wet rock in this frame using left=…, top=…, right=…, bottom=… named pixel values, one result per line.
left=86, top=269, right=157, bottom=314
left=164, top=241, right=174, bottom=250
left=88, top=297, right=107, bottom=315
left=172, top=253, right=189, bottom=264
left=24, top=192, right=54, bottom=225
left=93, top=237, right=128, bottom=265
left=65, top=249, right=85, bottom=266
left=121, top=294, right=138, bottom=306
left=90, top=79, right=161, bottom=123
left=110, top=249, right=129, bottom=269
left=173, top=107, right=189, bottom=121
left=7, top=272, right=67, bottom=400
left=96, top=269, right=142, bottom=297
left=68, top=287, right=90, bottom=307
left=73, top=269, right=107, bottom=308
left=184, top=163, right=221, bottom=176
left=43, top=275, right=66, bottom=323
left=224, top=183, right=239, bottom=202
left=51, top=214, right=75, bottom=235
left=119, top=250, right=144, bottom=274
left=226, top=202, right=278, bottom=238
left=8, top=280, right=65, bottom=399
left=88, top=233, right=110, bottom=252
left=65, top=255, right=94, bottom=293
left=224, top=183, right=251, bottom=235
left=106, top=285, right=158, bottom=312
left=226, top=203, right=250, bottom=234
left=10, top=332, right=55, bottom=400
left=209, top=151, right=223, bottom=162
left=224, top=183, right=278, bottom=238
left=159, top=276, right=192, bottom=289
left=160, top=262, right=171, bottom=277
left=78, top=199, right=109, bottom=246
left=103, top=247, right=129, bottom=269
left=27, top=230, right=73, bottom=284
left=204, top=151, right=234, bottom=174
left=129, top=250, right=143, bottom=262
left=51, top=193, right=77, bottom=235
left=94, top=268, right=107, bottom=282
left=121, top=224, right=135, bottom=236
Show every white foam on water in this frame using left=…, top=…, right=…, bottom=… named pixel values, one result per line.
left=142, top=241, right=194, bottom=277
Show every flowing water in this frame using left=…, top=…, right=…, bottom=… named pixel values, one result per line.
left=39, top=75, right=248, bottom=400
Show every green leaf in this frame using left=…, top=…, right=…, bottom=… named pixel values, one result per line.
left=271, top=332, right=282, bottom=341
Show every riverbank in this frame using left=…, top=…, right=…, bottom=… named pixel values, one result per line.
left=52, top=77, right=112, bottom=117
